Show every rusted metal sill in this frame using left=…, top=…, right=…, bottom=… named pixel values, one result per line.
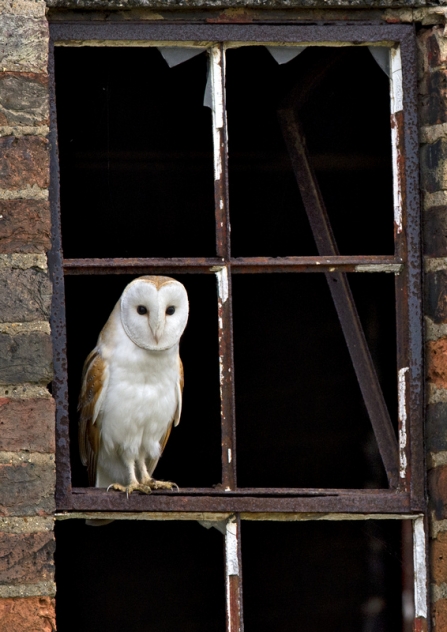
left=62, top=488, right=414, bottom=513
left=62, top=256, right=402, bottom=275
left=55, top=511, right=421, bottom=522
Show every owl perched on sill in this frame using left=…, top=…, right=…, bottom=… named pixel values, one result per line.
left=78, top=276, right=188, bottom=497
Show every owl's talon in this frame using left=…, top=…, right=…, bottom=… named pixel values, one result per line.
left=141, top=478, right=179, bottom=491
left=106, top=483, right=152, bottom=495
left=107, top=483, right=126, bottom=493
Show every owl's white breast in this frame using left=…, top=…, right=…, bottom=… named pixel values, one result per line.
left=97, top=306, right=180, bottom=461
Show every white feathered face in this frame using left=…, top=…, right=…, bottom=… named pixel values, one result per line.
left=120, top=276, right=189, bottom=351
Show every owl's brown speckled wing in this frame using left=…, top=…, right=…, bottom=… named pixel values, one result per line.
left=146, top=356, right=184, bottom=477
left=78, top=348, right=109, bottom=486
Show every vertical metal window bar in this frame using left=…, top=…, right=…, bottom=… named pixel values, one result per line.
left=225, top=515, right=244, bottom=632
left=210, top=44, right=238, bottom=491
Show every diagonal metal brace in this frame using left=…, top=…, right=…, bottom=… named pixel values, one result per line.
left=278, top=106, right=399, bottom=489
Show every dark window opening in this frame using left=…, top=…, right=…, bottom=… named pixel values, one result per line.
left=242, top=520, right=404, bottom=631
left=226, top=46, right=393, bottom=258
left=55, top=47, right=215, bottom=259
left=55, top=520, right=226, bottom=632
left=233, top=273, right=396, bottom=489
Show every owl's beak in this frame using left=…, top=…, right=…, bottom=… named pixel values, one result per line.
left=149, top=310, right=164, bottom=345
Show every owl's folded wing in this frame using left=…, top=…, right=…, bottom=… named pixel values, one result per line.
left=78, top=348, right=109, bottom=486
left=146, top=356, right=184, bottom=477
left=174, top=357, right=184, bottom=427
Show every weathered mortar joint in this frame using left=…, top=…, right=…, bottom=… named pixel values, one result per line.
left=0, top=185, right=49, bottom=201
left=0, top=384, right=51, bottom=399
left=0, top=126, right=49, bottom=137
left=0, top=518, right=54, bottom=533
left=0, top=582, right=56, bottom=599
left=0, top=254, right=47, bottom=270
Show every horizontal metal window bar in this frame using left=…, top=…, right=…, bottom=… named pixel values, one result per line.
left=49, top=23, right=413, bottom=46
left=61, top=488, right=416, bottom=513
left=71, top=487, right=402, bottom=496
left=55, top=511, right=422, bottom=522
left=62, top=256, right=402, bottom=275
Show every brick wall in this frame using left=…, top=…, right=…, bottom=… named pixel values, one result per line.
left=0, top=0, right=55, bottom=630
left=419, top=24, right=447, bottom=632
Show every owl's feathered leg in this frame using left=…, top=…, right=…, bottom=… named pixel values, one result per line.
left=139, top=456, right=179, bottom=491
left=107, top=458, right=154, bottom=496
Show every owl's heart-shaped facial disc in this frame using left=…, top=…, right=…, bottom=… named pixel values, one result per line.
left=120, top=276, right=189, bottom=351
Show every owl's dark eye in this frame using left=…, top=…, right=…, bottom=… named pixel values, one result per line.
left=166, top=306, right=175, bottom=316
left=137, top=305, right=147, bottom=315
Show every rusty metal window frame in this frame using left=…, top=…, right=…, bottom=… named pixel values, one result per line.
left=48, top=22, right=427, bottom=628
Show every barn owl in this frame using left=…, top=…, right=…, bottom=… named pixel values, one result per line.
left=78, top=276, right=188, bottom=496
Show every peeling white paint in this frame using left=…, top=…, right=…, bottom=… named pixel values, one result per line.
left=398, top=367, right=409, bottom=480
left=210, top=46, right=224, bottom=182
left=413, top=517, right=428, bottom=618
left=391, top=120, right=403, bottom=234
left=225, top=518, right=239, bottom=576
left=228, top=448, right=232, bottom=464
left=390, top=46, right=403, bottom=234
left=219, top=356, right=224, bottom=394
left=355, top=263, right=402, bottom=273
left=216, top=266, right=229, bottom=304
left=390, top=47, right=403, bottom=114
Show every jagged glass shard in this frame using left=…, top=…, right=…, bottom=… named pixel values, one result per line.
left=266, top=46, right=307, bottom=65
left=368, top=47, right=390, bottom=77
left=203, top=69, right=212, bottom=109
left=158, top=47, right=205, bottom=68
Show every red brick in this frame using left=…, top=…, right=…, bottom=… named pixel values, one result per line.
left=0, top=532, right=54, bottom=585
left=0, top=398, right=55, bottom=453
left=0, top=73, right=49, bottom=127
left=0, top=200, right=50, bottom=253
left=431, top=531, right=447, bottom=583
left=0, top=332, right=53, bottom=384
left=427, top=338, right=447, bottom=388
left=0, top=597, right=55, bottom=632
left=0, top=458, right=55, bottom=517
left=428, top=465, right=447, bottom=520
left=0, top=137, right=49, bottom=190
left=432, top=599, right=447, bottom=631
left=418, top=26, right=447, bottom=126
left=429, top=466, right=447, bottom=519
